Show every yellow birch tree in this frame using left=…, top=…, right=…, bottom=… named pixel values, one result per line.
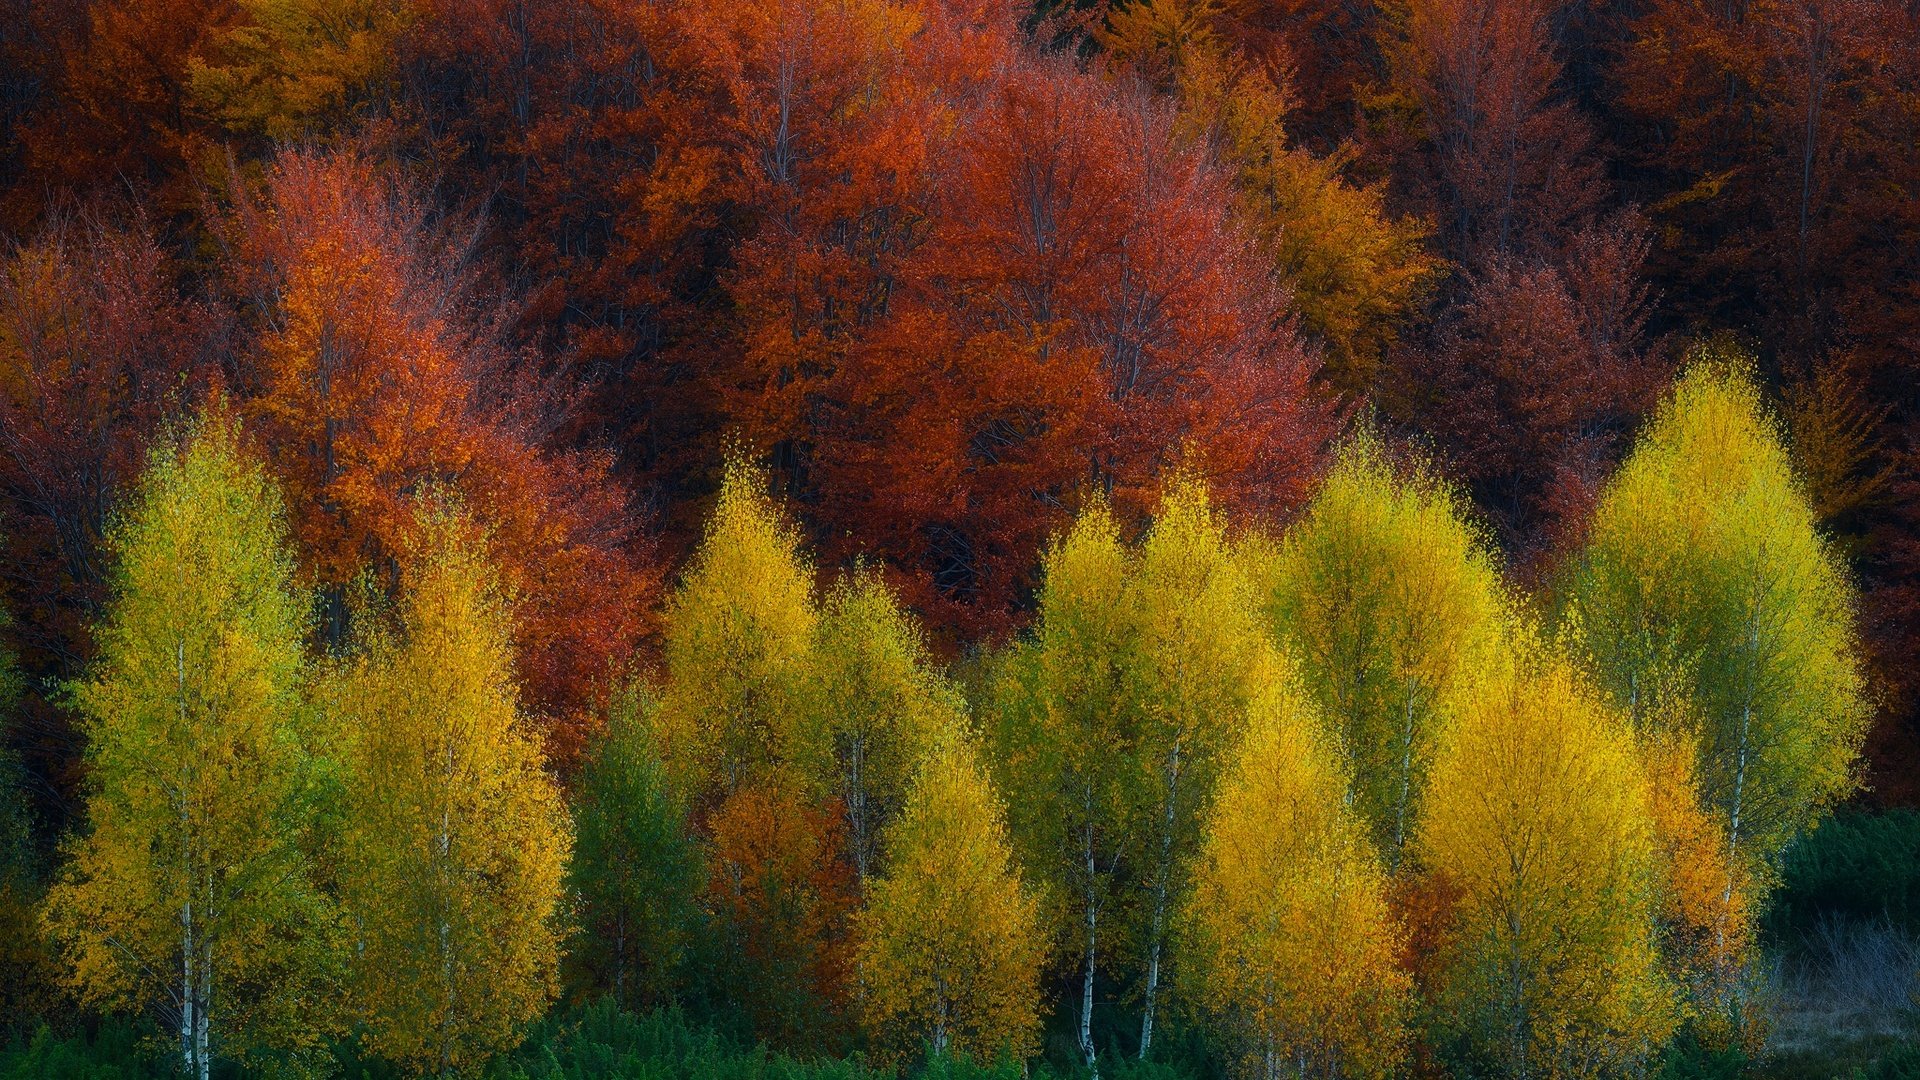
left=1416, top=637, right=1676, bottom=1079
left=42, top=415, right=330, bottom=1079
left=1185, top=675, right=1410, bottom=1080
left=1248, top=433, right=1508, bottom=866
left=330, top=508, right=570, bottom=1075
left=858, top=730, right=1044, bottom=1067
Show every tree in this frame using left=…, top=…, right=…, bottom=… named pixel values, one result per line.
left=1246, top=433, right=1508, bottom=865
left=1096, top=0, right=1444, bottom=397
left=1563, top=354, right=1868, bottom=1008
left=329, top=507, right=570, bottom=1074
left=1387, top=214, right=1665, bottom=558
left=802, top=47, right=1331, bottom=637
left=223, top=147, right=652, bottom=761
left=42, top=414, right=330, bottom=1080
left=1416, top=637, right=1677, bottom=1079
left=1373, top=0, right=1605, bottom=267
left=1123, top=475, right=1270, bottom=1057
left=568, top=682, right=703, bottom=1011
left=651, top=457, right=816, bottom=802
left=789, top=569, right=961, bottom=890
left=858, top=730, right=1044, bottom=1068
left=1184, top=675, right=1410, bottom=1080
left=0, top=214, right=215, bottom=822
left=189, top=0, right=416, bottom=141
left=701, top=777, right=858, bottom=1051
left=986, top=499, right=1134, bottom=1071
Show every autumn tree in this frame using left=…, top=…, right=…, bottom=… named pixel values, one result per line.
left=0, top=213, right=215, bottom=819
left=328, top=506, right=570, bottom=1074
left=1246, top=433, right=1507, bottom=865
left=1563, top=354, right=1868, bottom=1006
left=1388, top=213, right=1665, bottom=557
left=222, top=147, right=652, bottom=761
left=789, top=570, right=962, bottom=890
left=988, top=476, right=1274, bottom=1065
left=42, top=414, right=331, bottom=1080
left=1416, top=637, right=1677, bottom=1078
left=987, top=500, right=1135, bottom=1071
left=1123, top=476, right=1270, bottom=1057
left=650, top=457, right=816, bottom=800
left=1097, top=0, right=1443, bottom=396
left=858, top=730, right=1044, bottom=1067
left=800, top=48, right=1331, bottom=637
left=568, top=682, right=703, bottom=1011
left=1184, top=675, right=1409, bottom=1080
left=189, top=0, right=416, bottom=141
left=1374, top=0, right=1605, bottom=267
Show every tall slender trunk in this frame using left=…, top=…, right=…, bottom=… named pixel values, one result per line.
left=1139, top=739, right=1182, bottom=1058
left=1079, top=792, right=1099, bottom=1077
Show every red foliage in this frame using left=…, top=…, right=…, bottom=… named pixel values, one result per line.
left=1382, top=0, right=1605, bottom=267
left=219, top=148, right=656, bottom=761
left=0, top=212, right=216, bottom=676
left=1391, top=213, right=1662, bottom=563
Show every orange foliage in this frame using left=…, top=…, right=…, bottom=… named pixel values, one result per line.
left=221, top=148, right=655, bottom=761
left=704, top=783, right=857, bottom=1050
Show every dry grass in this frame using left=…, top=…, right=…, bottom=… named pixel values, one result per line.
left=1761, top=917, right=1920, bottom=1078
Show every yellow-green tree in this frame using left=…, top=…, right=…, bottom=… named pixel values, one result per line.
left=330, top=510, right=570, bottom=1075
left=1185, top=676, right=1410, bottom=1080
left=1417, top=638, right=1676, bottom=1079
left=790, top=569, right=960, bottom=889
left=1564, top=354, right=1868, bottom=991
left=653, top=458, right=816, bottom=802
left=42, top=416, right=328, bottom=1080
left=857, top=730, right=1043, bottom=1067
left=1247, top=433, right=1508, bottom=866
left=189, top=0, right=415, bottom=140
left=1124, top=476, right=1271, bottom=1056
left=986, top=499, right=1134, bottom=1071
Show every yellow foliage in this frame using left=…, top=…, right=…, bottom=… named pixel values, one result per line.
left=655, top=457, right=818, bottom=799
left=330, top=508, right=570, bottom=1075
left=1568, top=350, right=1867, bottom=899
left=789, top=568, right=962, bottom=887
left=858, top=731, right=1044, bottom=1066
left=1417, top=635, right=1677, bottom=1079
left=190, top=0, right=415, bottom=140
left=1186, top=675, right=1410, bottom=1080
left=1249, top=433, right=1508, bottom=865
left=41, top=414, right=331, bottom=1077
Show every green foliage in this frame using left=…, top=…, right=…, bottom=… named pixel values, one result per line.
left=1768, top=810, right=1920, bottom=941
left=568, top=684, right=704, bottom=1011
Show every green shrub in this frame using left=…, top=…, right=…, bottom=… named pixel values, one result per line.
left=1770, top=810, right=1920, bottom=942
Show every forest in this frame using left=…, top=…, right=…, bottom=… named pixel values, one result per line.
left=0, top=0, right=1915, bottom=1077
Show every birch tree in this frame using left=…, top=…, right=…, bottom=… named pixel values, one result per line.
left=1565, top=353, right=1868, bottom=1007
left=1417, top=637, right=1676, bottom=1079
left=1185, top=675, right=1409, bottom=1080
left=331, top=508, right=570, bottom=1074
left=43, top=415, right=329, bottom=1079
left=858, top=730, right=1043, bottom=1067
left=1249, top=433, right=1508, bottom=866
